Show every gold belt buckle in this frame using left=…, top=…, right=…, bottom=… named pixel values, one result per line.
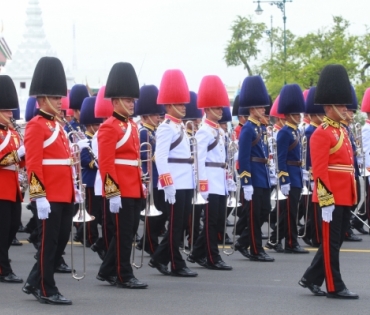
left=138, top=159, right=142, bottom=167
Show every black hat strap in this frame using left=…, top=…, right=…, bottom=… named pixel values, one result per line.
left=208, top=108, right=222, bottom=121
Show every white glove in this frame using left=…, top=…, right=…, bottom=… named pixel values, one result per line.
left=302, top=169, right=309, bottom=182
left=164, top=185, right=176, bottom=204
left=109, top=195, right=121, bottom=213
left=36, top=197, right=51, bottom=220
left=18, top=172, right=26, bottom=183
left=17, top=145, right=25, bottom=159
left=310, top=181, right=314, bottom=191
left=76, top=139, right=90, bottom=150
left=227, top=179, right=237, bottom=192
left=243, top=185, right=253, bottom=201
left=270, top=174, right=277, bottom=186
left=200, top=192, right=209, bottom=201
left=357, top=155, right=364, bottom=167
left=74, top=187, right=83, bottom=203
left=281, top=183, right=290, bottom=196
left=322, top=205, right=335, bottom=223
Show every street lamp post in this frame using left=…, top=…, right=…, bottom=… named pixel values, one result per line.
left=254, top=0, right=292, bottom=85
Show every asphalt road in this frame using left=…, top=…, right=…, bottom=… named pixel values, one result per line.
left=1, top=203, right=369, bottom=315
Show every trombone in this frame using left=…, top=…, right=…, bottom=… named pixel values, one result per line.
left=268, top=137, right=286, bottom=246
left=182, top=121, right=208, bottom=255
left=70, top=143, right=95, bottom=281
left=222, top=137, right=240, bottom=256
left=298, top=134, right=311, bottom=238
left=131, top=134, right=162, bottom=269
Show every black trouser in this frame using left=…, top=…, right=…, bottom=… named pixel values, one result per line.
left=238, top=188, right=270, bottom=255
left=192, top=194, right=226, bottom=264
left=152, top=189, right=192, bottom=271
left=26, top=202, right=73, bottom=297
left=303, top=205, right=351, bottom=293
left=76, top=187, right=100, bottom=245
left=94, top=197, right=114, bottom=251
left=99, top=197, right=141, bottom=282
left=139, top=188, right=166, bottom=255
left=0, top=199, right=21, bottom=275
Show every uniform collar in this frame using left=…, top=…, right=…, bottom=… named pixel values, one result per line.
left=204, top=118, right=219, bottom=129
left=273, top=123, right=281, bottom=131
left=340, top=120, right=349, bottom=127
left=39, top=109, right=55, bottom=121
left=0, top=123, right=8, bottom=131
left=165, top=114, right=181, bottom=124
left=248, top=117, right=260, bottom=126
left=323, top=116, right=340, bottom=129
left=310, top=121, right=319, bottom=128
left=113, top=111, right=128, bottom=122
left=85, top=131, right=94, bottom=138
left=285, top=121, right=297, bottom=130
left=142, top=123, right=156, bottom=131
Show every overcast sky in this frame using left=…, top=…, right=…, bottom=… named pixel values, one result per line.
left=1, top=0, right=369, bottom=92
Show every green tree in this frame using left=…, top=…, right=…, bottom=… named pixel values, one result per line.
left=224, top=16, right=266, bottom=76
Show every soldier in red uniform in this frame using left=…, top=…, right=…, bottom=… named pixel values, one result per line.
left=299, top=64, right=359, bottom=299
left=22, top=57, right=75, bottom=305
left=0, top=75, right=24, bottom=284
left=96, top=62, right=147, bottom=289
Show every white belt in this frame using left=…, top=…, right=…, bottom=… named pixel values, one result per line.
left=1, top=165, right=17, bottom=171
left=42, top=158, right=72, bottom=166
left=114, top=159, right=140, bottom=167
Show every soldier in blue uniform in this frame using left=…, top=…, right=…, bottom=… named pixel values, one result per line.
left=76, top=97, right=103, bottom=247
left=135, top=85, right=166, bottom=255
left=274, top=84, right=309, bottom=254
left=236, top=76, right=274, bottom=262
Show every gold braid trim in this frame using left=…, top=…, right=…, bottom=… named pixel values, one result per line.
left=104, top=173, right=121, bottom=198
left=329, top=129, right=344, bottom=155
left=29, top=172, right=46, bottom=199
left=0, top=151, right=19, bottom=166
left=316, top=178, right=334, bottom=207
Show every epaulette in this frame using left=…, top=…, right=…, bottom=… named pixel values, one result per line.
left=321, top=123, right=328, bottom=130
left=165, top=119, right=171, bottom=124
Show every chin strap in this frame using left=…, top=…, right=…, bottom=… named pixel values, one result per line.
left=171, top=104, right=185, bottom=118
left=289, top=114, right=299, bottom=125
left=278, top=118, right=284, bottom=126
left=332, top=105, right=346, bottom=121
left=316, top=114, right=323, bottom=123
left=45, top=97, right=61, bottom=116
left=209, top=108, right=222, bottom=120
left=148, top=116, right=158, bottom=127
left=0, top=112, right=11, bottom=125
left=119, top=99, right=133, bottom=117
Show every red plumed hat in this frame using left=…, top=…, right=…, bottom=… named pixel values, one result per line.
left=61, top=93, right=69, bottom=110
left=95, top=86, right=113, bottom=118
left=270, top=95, right=285, bottom=119
left=157, top=69, right=190, bottom=104
left=197, top=75, right=229, bottom=109
left=361, top=88, right=370, bottom=113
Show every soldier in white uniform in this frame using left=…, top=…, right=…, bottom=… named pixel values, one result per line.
left=187, top=75, right=233, bottom=270
left=149, top=69, right=197, bottom=277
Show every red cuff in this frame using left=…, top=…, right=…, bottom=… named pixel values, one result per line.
left=159, top=173, right=173, bottom=187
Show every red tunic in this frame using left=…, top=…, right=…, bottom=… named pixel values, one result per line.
left=311, top=116, right=356, bottom=207
left=234, top=123, right=243, bottom=140
left=98, top=112, right=143, bottom=199
left=24, top=111, right=74, bottom=202
left=0, top=125, right=23, bottom=202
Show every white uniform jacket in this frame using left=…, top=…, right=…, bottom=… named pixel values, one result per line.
left=195, top=119, right=227, bottom=196
left=156, top=114, right=195, bottom=190
left=362, top=120, right=370, bottom=173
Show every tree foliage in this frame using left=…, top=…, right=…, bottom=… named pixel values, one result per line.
left=224, top=15, right=370, bottom=106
